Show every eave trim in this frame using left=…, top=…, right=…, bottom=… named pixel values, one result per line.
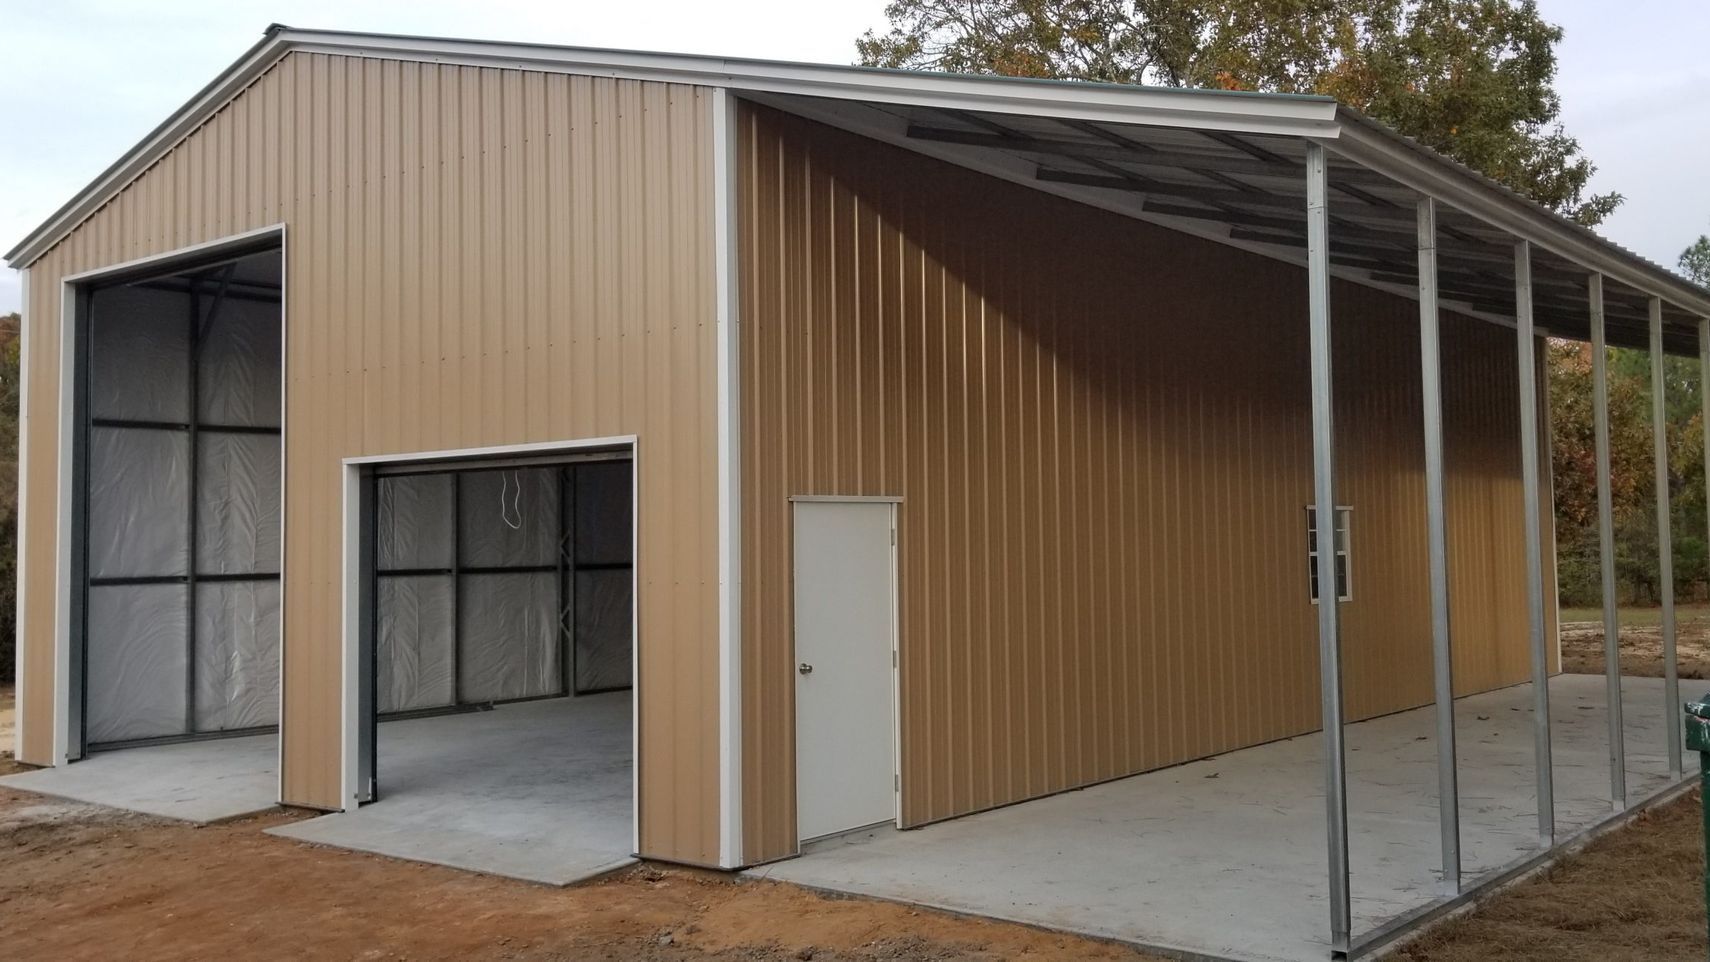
left=1325, top=109, right=1710, bottom=318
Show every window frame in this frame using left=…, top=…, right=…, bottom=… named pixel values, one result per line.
left=1306, top=505, right=1352, bottom=604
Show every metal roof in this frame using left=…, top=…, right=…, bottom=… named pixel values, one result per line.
left=9, top=24, right=1708, bottom=350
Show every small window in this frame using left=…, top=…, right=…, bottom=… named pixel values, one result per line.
left=1306, top=506, right=1351, bottom=603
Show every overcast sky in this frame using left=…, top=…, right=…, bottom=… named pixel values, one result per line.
left=3, top=0, right=1706, bottom=314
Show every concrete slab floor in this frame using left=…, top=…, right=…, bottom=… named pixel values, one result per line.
left=269, top=692, right=634, bottom=886
left=0, top=732, right=277, bottom=824
left=753, top=675, right=1686, bottom=962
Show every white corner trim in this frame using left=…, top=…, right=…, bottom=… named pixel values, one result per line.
left=51, top=281, right=74, bottom=766
left=338, top=461, right=361, bottom=810
left=275, top=225, right=289, bottom=806
left=629, top=439, right=642, bottom=857
left=712, top=87, right=744, bottom=869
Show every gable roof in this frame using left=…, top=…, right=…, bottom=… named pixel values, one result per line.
left=10, top=24, right=1709, bottom=336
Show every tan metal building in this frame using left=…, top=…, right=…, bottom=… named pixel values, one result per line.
left=8, top=25, right=1710, bottom=959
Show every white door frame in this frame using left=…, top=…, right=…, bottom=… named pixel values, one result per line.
left=51, top=225, right=288, bottom=770
left=339, top=434, right=640, bottom=854
left=788, top=494, right=902, bottom=847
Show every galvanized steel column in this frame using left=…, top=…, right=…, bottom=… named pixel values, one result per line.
left=1417, top=196, right=1460, bottom=892
left=1652, top=297, right=1683, bottom=777
left=1590, top=274, right=1626, bottom=811
left=1515, top=239, right=1555, bottom=845
left=1306, top=142, right=1351, bottom=953
left=1702, top=316, right=1710, bottom=754
left=1702, top=316, right=1710, bottom=771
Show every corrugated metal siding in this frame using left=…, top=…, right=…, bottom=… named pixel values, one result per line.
left=737, top=104, right=1556, bottom=862
left=18, top=54, right=721, bottom=864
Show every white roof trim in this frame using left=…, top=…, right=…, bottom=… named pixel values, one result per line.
left=1326, top=111, right=1710, bottom=319
left=285, top=32, right=1341, bottom=135
left=8, top=24, right=1710, bottom=325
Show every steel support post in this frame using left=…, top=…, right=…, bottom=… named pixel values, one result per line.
left=1515, top=239, right=1554, bottom=846
left=1306, top=142, right=1351, bottom=953
left=1652, top=297, right=1683, bottom=776
left=1417, top=196, right=1460, bottom=892
left=1590, top=274, right=1626, bottom=811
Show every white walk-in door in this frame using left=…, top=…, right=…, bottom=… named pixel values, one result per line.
left=793, top=499, right=897, bottom=843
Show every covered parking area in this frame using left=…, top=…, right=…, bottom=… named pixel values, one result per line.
left=758, top=676, right=1680, bottom=962
left=737, top=83, right=1710, bottom=959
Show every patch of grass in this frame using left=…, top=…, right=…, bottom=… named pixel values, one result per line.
left=1560, top=605, right=1710, bottom=627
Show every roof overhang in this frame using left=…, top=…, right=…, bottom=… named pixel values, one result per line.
left=9, top=25, right=1709, bottom=353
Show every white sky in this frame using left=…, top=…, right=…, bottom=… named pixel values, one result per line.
left=3, top=0, right=1706, bottom=313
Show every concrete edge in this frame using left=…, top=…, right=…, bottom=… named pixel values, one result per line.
left=737, top=871, right=1267, bottom=962
left=193, top=803, right=286, bottom=826
left=0, top=776, right=280, bottom=826
left=263, top=818, right=642, bottom=888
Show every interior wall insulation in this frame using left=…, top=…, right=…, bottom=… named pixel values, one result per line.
left=375, top=473, right=456, bottom=713
left=372, top=459, right=634, bottom=714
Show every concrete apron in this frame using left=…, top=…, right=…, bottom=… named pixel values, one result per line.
left=752, top=675, right=1686, bottom=962
left=268, top=692, right=635, bottom=886
left=0, top=731, right=278, bottom=824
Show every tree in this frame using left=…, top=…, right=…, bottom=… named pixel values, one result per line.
left=1682, top=235, right=1710, bottom=287
left=857, top=0, right=1622, bottom=224
left=0, top=313, right=16, bottom=685
left=1547, top=337, right=1705, bottom=607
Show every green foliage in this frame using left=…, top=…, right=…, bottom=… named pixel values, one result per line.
left=0, top=313, right=16, bottom=684
left=1549, top=337, right=1706, bottom=607
left=857, top=0, right=1621, bottom=223
left=1682, top=235, right=1710, bottom=287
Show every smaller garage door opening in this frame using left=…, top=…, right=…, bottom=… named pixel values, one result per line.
left=276, top=449, right=638, bottom=884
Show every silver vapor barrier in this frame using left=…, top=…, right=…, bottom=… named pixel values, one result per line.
left=79, top=252, right=283, bottom=750
left=373, top=459, right=633, bottom=716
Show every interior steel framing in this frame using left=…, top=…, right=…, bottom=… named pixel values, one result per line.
left=368, top=459, right=635, bottom=721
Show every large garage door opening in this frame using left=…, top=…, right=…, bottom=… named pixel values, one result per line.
left=272, top=449, right=637, bottom=884
left=72, top=247, right=283, bottom=759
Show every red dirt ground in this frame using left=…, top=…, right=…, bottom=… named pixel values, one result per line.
left=0, top=783, right=1160, bottom=962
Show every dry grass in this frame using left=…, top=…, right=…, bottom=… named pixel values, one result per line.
left=1559, top=608, right=1710, bottom=680
left=1395, top=789, right=1707, bottom=961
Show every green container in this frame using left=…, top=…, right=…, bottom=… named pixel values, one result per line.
left=1687, top=693, right=1710, bottom=953
left=1687, top=694, right=1710, bottom=753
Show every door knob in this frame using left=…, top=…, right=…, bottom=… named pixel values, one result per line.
left=798, top=663, right=814, bottom=674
